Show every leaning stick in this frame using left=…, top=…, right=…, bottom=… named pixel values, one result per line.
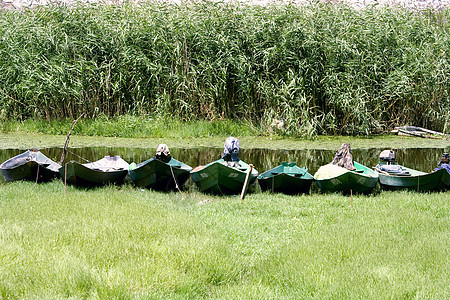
left=64, top=163, right=67, bottom=196
left=35, top=164, right=40, bottom=185
left=240, top=164, right=254, bottom=200
left=59, top=114, right=84, bottom=166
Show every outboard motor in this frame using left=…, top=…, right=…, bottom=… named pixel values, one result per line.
left=434, top=153, right=450, bottom=173
left=379, top=150, right=395, bottom=164
left=438, top=153, right=449, bottom=166
left=154, top=144, right=171, bottom=163
left=377, top=149, right=409, bottom=175
left=222, top=137, right=239, bottom=167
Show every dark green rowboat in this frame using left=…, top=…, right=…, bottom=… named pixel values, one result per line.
left=257, top=162, right=314, bottom=195
left=190, top=159, right=258, bottom=195
left=314, top=162, right=378, bottom=194
left=60, top=156, right=129, bottom=187
left=128, top=158, right=192, bottom=191
left=375, top=162, right=447, bottom=192
left=1, top=149, right=61, bottom=182
left=441, top=170, right=450, bottom=190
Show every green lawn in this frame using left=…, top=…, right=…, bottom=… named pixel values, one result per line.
left=0, top=181, right=448, bottom=298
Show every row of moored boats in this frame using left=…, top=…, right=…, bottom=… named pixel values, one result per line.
left=1, top=138, right=449, bottom=194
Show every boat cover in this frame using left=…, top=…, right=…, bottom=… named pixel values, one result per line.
left=377, top=164, right=410, bottom=175
left=331, top=143, right=356, bottom=170
left=434, top=164, right=450, bottom=173
left=314, top=164, right=348, bottom=180
left=0, top=149, right=60, bottom=172
left=83, top=156, right=129, bottom=172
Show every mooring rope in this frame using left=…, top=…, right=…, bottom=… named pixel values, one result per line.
left=66, top=150, right=91, bottom=163
left=272, top=175, right=275, bottom=193
left=35, top=164, right=40, bottom=185
left=169, top=164, right=182, bottom=193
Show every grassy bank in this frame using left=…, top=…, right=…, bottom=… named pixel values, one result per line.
left=1, top=125, right=450, bottom=151
left=0, top=116, right=259, bottom=139
left=0, top=181, right=448, bottom=298
left=0, top=2, right=448, bottom=136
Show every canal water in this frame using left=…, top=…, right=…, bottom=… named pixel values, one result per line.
left=1, top=146, right=448, bottom=184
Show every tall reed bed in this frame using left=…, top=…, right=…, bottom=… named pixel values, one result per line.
left=0, top=2, right=448, bottom=136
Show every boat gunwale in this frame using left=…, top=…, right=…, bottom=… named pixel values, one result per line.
left=0, top=150, right=61, bottom=171
left=134, top=157, right=192, bottom=172
left=258, top=163, right=313, bottom=180
left=314, top=162, right=378, bottom=181
left=374, top=162, right=429, bottom=178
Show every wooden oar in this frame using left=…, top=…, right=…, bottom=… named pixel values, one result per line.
left=240, top=164, right=254, bottom=200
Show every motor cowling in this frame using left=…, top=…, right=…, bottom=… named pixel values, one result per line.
left=379, top=150, right=395, bottom=163
left=222, top=137, right=239, bottom=162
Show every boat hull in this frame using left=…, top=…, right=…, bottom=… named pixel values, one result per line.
left=1, top=150, right=60, bottom=182
left=259, top=173, right=313, bottom=195
left=258, top=163, right=314, bottom=195
left=441, top=170, right=450, bottom=190
left=378, top=168, right=446, bottom=192
left=60, top=159, right=128, bottom=187
left=315, top=162, right=378, bottom=194
left=129, top=158, right=192, bottom=191
left=191, top=160, right=258, bottom=195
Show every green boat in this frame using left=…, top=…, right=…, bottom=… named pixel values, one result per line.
left=60, top=155, right=129, bottom=187
left=375, top=162, right=447, bottom=192
left=314, top=162, right=379, bottom=194
left=128, top=158, right=192, bottom=191
left=1, top=149, right=61, bottom=182
left=257, top=162, right=314, bottom=195
left=190, top=159, right=258, bottom=195
left=441, top=170, right=450, bottom=190
left=434, top=153, right=449, bottom=190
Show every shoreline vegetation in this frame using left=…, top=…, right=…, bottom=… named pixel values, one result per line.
left=1, top=118, right=450, bottom=150
left=0, top=2, right=448, bottom=137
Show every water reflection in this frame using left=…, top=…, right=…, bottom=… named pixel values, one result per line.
left=1, top=146, right=448, bottom=184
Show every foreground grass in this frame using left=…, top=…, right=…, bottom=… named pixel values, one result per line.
left=0, top=181, right=448, bottom=298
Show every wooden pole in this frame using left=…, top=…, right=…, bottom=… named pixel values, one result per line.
left=35, top=164, right=40, bottom=185
left=64, top=163, right=67, bottom=196
left=240, top=164, right=254, bottom=200
left=350, top=189, right=353, bottom=208
left=59, top=114, right=84, bottom=166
